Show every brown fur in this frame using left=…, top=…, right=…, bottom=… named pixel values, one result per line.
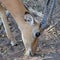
left=0, top=0, right=40, bottom=56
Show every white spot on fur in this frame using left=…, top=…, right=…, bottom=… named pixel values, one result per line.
left=11, top=41, right=15, bottom=46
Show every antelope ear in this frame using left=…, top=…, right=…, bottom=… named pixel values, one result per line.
left=34, top=13, right=44, bottom=25
left=24, top=12, right=35, bottom=26
left=34, top=19, right=40, bottom=24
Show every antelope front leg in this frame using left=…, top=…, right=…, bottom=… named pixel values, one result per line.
left=0, top=5, right=17, bottom=46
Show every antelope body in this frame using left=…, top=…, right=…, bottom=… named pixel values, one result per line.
left=0, top=0, right=42, bottom=56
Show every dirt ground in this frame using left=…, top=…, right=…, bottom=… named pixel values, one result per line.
left=0, top=0, right=60, bottom=60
